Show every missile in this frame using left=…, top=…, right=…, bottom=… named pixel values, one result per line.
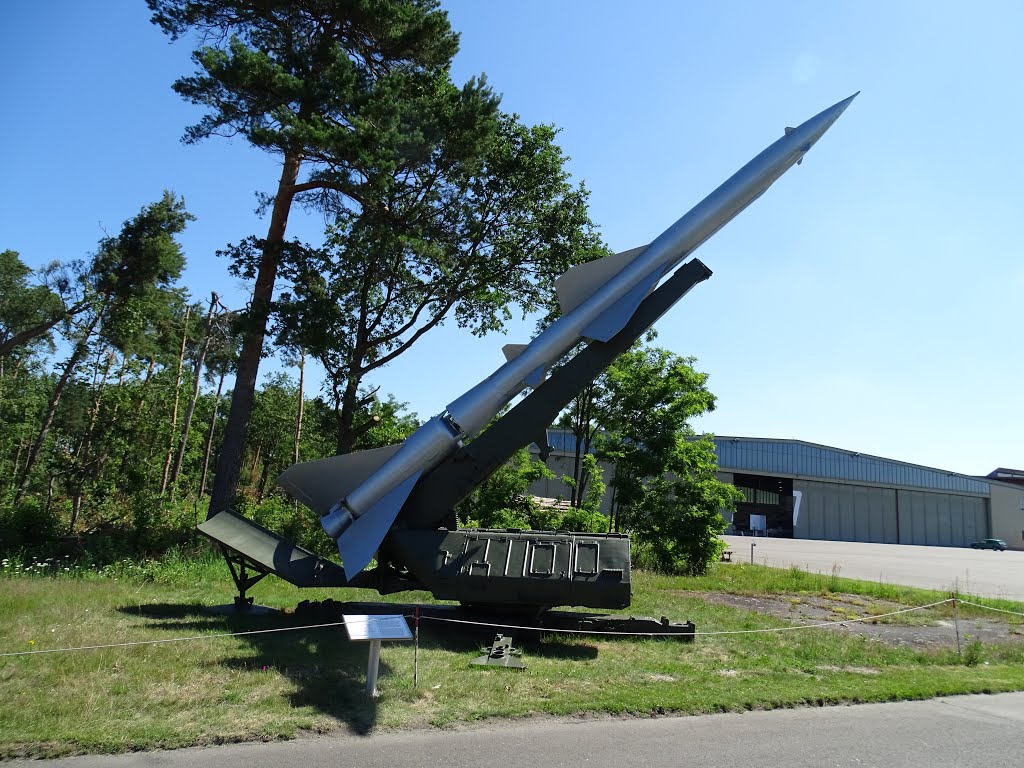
left=278, top=92, right=858, bottom=579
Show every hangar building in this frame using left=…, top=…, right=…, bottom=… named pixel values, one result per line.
left=529, top=431, right=1024, bottom=550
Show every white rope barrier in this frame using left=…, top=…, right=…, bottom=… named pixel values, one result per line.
left=3, top=595, right=1021, bottom=659
left=0, top=619, right=355, bottom=659
left=957, top=600, right=1024, bottom=618
left=418, top=599, right=956, bottom=637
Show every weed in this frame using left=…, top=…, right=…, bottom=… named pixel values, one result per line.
left=962, top=636, right=985, bottom=667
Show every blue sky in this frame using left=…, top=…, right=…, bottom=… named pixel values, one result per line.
left=1, top=1, right=1021, bottom=476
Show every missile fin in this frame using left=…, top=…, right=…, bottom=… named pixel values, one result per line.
left=581, top=269, right=662, bottom=342
left=555, top=245, right=648, bottom=316
left=502, top=343, right=528, bottom=362
left=276, top=443, right=404, bottom=515
left=337, top=469, right=423, bottom=579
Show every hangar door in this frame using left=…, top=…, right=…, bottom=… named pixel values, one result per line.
left=896, top=489, right=988, bottom=547
left=795, top=480, right=898, bottom=543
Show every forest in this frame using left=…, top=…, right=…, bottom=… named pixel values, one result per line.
left=0, top=0, right=735, bottom=576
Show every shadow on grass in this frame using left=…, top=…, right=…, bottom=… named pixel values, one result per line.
left=117, top=599, right=603, bottom=730
left=117, top=601, right=379, bottom=734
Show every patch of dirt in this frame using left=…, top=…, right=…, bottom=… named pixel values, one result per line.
left=687, top=591, right=1024, bottom=650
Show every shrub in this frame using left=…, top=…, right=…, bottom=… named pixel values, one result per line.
left=0, top=497, right=61, bottom=553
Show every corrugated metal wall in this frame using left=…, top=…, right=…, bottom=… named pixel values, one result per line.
left=715, top=438, right=990, bottom=494
left=795, top=480, right=988, bottom=546
left=895, top=489, right=988, bottom=546
left=796, top=480, right=899, bottom=543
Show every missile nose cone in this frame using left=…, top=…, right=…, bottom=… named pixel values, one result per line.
left=828, top=91, right=859, bottom=121
left=788, top=92, right=858, bottom=160
left=812, top=92, right=858, bottom=131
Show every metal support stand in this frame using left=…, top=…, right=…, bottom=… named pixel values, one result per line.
left=366, top=640, right=382, bottom=696
left=220, top=545, right=270, bottom=609
left=343, top=614, right=413, bottom=698
left=472, top=634, right=526, bottom=668
left=413, top=607, right=420, bottom=688
left=952, top=591, right=962, bottom=657
left=204, top=544, right=278, bottom=616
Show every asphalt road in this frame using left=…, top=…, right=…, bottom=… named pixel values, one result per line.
left=722, top=535, right=1024, bottom=599
left=12, top=693, right=1024, bottom=768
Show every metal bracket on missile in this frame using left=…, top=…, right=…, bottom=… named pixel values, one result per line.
left=472, top=634, right=526, bottom=669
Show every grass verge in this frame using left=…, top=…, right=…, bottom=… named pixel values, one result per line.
left=1, top=553, right=1023, bottom=758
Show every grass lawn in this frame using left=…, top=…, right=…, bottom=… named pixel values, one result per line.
left=1, top=551, right=1023, bottom=758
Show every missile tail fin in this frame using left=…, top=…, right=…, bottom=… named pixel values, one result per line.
left=337, top=470, right=422, bottom=579
left=555, top=245, right=648, bottom=316
left=276, top=443, right=404, bottom=515
left=581, top=269, right=662, bottom=342
left=502, top=343, right=528, bottom=362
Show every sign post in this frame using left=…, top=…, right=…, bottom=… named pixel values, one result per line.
left=343, top=614, right=413, bottom=697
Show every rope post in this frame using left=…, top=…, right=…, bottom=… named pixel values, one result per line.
left=414, top=606, right=420, bottom=688
left=952, top=591, right=962, bottom=657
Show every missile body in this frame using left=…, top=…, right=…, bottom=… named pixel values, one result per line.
left=279, top=93, right=858, bottom=579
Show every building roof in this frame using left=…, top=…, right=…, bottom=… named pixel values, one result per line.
left=541, top=428, right=1004, bottom=496
left=713, top=437, right=991, bottom=495
left=987, top=468, right=1024, bottom=479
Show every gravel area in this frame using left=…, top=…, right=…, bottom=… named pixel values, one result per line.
left=688, top=591, right=1024, bottom=650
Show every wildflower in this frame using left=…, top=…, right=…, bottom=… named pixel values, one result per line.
left=28, top=640, right=35, bottom=646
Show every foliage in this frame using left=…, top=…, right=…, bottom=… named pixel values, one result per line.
left=629, top=436, right=739, bottom=575
left=0, top=497, right=61, bottom=552
left=558, top=345, right=742, bottom=575
left=1, top=3, right=609, bottom=569
left=560, top=452, right=606, bottom=516
left=242, top=496, right=334, bottom=557
left=0, top=250, right=68, bottom=359
left=457, top=448, right=552, bottom=529
left=458, top=448, right=609, bottom=533
left=262, top=92, right=601, bottom=454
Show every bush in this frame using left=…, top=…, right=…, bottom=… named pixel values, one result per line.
left=0, top=497, right=61, bottom=553
left=245, top=495, right=335, bottom=557
left=461, top=507, right=533, bottom=531
left=558, top=505, right=610, bottom=534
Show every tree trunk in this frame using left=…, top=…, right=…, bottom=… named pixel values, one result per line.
left=16, top=309, right=103, bottom=501
left=169, top=294, right=218, bottom=498
left=209, top=151, right=302, bottom=518
left=335, top=373, right=363, bottom=455
left=248, top=442, right=262, bottom=492
left=115, top=357, right=158, bottom=488
left=67, top=348, right=114, bottom=528
left=93, top=354, right=129, bottom=483
left=10, top=440, right=24, bottom=492
left=257, top=453, right=271, bottom=502
left=160, top=306, right=191, bottom=495
left=199, top=368, right=226, bottom=499
left=293, top=349, right=304, bottom=466
left=0, top=298, right=87, bottom=358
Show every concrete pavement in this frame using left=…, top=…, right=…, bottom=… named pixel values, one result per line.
left=723, top=535, right=1024, bottom=599
left=10, top=692, right=1024, bottom=768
